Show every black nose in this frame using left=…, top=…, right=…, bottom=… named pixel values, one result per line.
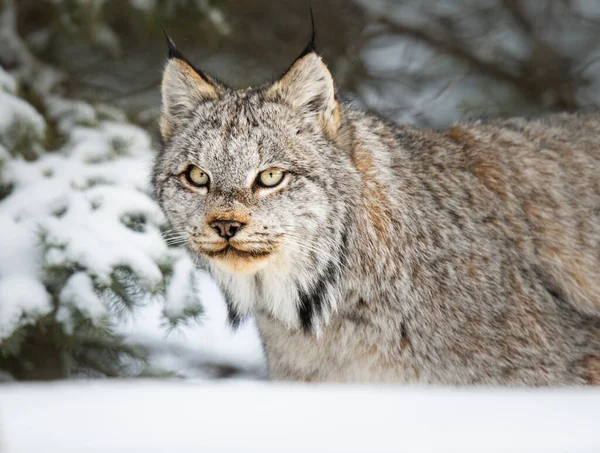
left=210, top=219, right=243, bottom=239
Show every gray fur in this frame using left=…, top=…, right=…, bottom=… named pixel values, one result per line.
left=153, top=48, right=600, bottom=385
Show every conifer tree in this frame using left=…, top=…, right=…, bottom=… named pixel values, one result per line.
left=0, top=0, right=203, bottom=380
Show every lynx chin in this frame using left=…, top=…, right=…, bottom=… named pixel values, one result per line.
left=152, top=30, right=600, bottom=385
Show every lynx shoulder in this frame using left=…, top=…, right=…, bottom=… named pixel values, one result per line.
left=152, top=33, right=600, bottom=385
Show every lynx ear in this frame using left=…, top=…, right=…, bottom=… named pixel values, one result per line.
left=267, top=50, right=340, bottom=138
left=160, top=34, right=223, bottom=142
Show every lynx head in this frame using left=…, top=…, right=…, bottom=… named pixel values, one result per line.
left=152, top=30, right=359, bottom=330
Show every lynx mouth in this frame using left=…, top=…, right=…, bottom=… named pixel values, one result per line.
left=203, top=244, right=273, bottom=259
left=197, top=241, right=276, bottom=274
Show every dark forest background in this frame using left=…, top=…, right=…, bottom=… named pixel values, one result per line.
left=7, top=0, right=600, bottom=132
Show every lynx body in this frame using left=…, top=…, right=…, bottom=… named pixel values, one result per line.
left=153, top=37, right=600, bottom=385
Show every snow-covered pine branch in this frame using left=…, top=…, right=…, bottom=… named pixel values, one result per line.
left=0, top=66, right=202, bottom=380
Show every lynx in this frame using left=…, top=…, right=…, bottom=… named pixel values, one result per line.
left=152, top=31, right=600, bottom=385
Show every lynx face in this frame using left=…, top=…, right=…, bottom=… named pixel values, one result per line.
left=153, top=40, right=358, bottom=327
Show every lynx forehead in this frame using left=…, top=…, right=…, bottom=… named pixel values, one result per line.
left=153, top=28, right=600, bottom=385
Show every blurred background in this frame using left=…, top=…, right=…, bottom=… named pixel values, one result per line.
left=1, top=0, right=600, bottom=382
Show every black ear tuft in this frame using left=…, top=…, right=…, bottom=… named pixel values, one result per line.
left=159, top=27, right=227, bottom=141
left=160, top=27, right=225, bottom=87
left=267, top=5, right=339, bottom=138
left=297, top=6, right=317, bottom=60
left=161, top=26, right=186, bottom=61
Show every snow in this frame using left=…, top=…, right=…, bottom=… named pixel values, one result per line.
left=119, top=272, right=266, bottom=378
left=1, top=381, right=599, bottom=453
left=0, top=126, right=166, bottom=294
left=0, top=214, right=52, bottom=339
left=67, top=121, right=152, bottom=162
left=0, top=67, right=17, bottom=94
left=39, top=184, right=167, bottom=289
left=0, top=90, right=46, bottom=149
left=46, top=96, right=98, bottom=133
left=163, top=256, right=200, bottom=319
left=57, top=272, right=108, bottom=334
left=0, top=94, right=200, bottom=344
left=0, top=276, right=52, bottom=339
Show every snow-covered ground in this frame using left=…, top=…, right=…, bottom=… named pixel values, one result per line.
left=1, top=380, right=600, bottom=453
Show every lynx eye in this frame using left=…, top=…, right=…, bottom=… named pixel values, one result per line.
left=257, top=169, right=285, bottom=188
left=184, top=165, right=209, bottom=188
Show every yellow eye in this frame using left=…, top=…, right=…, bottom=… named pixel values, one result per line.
left=185, top=166, right=209, bottom=187
left=258, top=169, right=285, bottom=188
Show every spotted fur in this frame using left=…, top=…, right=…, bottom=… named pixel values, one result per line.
left=152, top=37, right=600, bottom=385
